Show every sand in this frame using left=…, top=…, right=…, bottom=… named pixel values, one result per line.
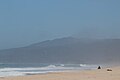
left=0, top=67, right=120, bottom=80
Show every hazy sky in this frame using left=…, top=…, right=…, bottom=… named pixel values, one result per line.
left=0, top=0, right=120, bottom=49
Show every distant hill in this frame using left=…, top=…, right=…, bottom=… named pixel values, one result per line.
left=0, top=37, right=120, bottom=64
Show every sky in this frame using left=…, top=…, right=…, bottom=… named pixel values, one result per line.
left=0, top=0, right=120, bottom=49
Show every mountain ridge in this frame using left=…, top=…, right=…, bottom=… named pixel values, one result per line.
left=0, top=37, right=120, bottom=64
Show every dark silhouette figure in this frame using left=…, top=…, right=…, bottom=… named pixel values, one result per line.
left=98, top=66, right=101, bottom=69
left=107, top=68, right=112, bottom=71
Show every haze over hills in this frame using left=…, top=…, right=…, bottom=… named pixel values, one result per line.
left=0, top=37, right=120, bottom=64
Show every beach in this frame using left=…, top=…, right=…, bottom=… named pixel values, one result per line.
left=0, top=66, right=120, bottom=80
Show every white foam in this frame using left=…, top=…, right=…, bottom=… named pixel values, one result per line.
left=46, top=65, right=56, bottom=68
left=0, top=71, right=24, bottom=77
left=0, top=64, right=98, bottom=77
left=80, top=64, right=87, bottom=67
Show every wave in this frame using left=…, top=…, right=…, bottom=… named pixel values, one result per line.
left=0, top=64, right=98, bottom=77
left=80, top=64, right=87, bottom=67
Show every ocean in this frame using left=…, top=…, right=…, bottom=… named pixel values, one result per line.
left=0, top=63, right=98, bottom=77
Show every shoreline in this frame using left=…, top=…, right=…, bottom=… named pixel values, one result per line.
left=0, top=63, right=99, bottom=77
left=0, top=66, right=120, bottom=80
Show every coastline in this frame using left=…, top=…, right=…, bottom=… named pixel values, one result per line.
left=0, top=66, right=120, bottom=80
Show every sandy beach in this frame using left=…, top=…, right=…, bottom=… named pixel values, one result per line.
left=0, top=66, right=120, bottom=80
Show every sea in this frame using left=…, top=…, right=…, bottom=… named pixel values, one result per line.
left=0, top=63, right=98, bottom=77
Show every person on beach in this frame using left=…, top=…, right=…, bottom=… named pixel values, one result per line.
left=98, top=66, right=101, bottom=69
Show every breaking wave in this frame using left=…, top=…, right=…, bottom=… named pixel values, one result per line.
left=0, top=63, right=98, bottom=77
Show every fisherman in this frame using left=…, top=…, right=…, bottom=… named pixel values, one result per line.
left=98, top=66, right=101, bottom=69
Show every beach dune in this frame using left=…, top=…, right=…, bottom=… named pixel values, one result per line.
left=0, top=67, right=120, bottom=80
